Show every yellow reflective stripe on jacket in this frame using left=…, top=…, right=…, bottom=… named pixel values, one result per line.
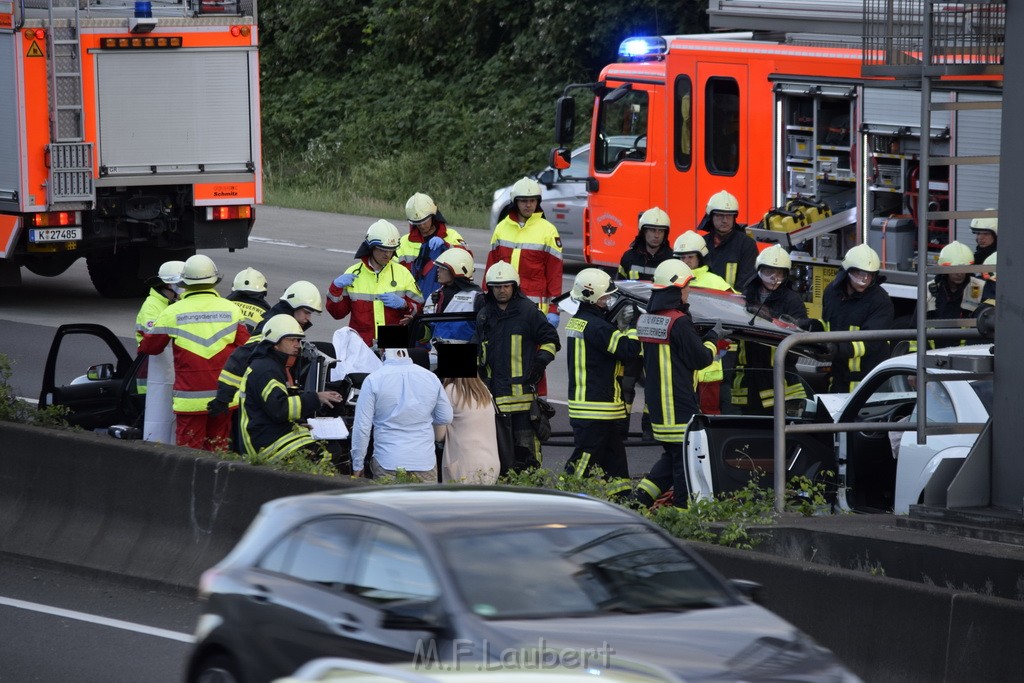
left=172, top=388, right=218, bottom=412
left=607, top=328, right=638, bottom=353
left=637, top=478, right=662, bottom=501
left=495, top=393, right=533, bottom=413
left=696, top=357, right=723, bottom=383
left=652, top=422, right=687, bottom=443
left=572, top=336, right=586, bottom=402
left=725, top=263, right=738, bottom=288
left=261, top=379, right=304, bottom=422
left=510, top=334, right=523, bottom=378
left=539, top=342, right=557, bottom=356
left=848, top=325, right=863, bottom=373
left=658, top=345, right=674, bottom=425
left=567, top=401, right=627, bottom=420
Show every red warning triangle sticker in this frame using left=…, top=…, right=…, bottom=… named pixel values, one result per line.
left=26, top=41, right=44, bottom=57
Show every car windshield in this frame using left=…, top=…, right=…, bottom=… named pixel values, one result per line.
left=440, top=523, right=733, bottom=619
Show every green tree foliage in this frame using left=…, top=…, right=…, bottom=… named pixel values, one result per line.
left=259, top=0, right=708, bottom=218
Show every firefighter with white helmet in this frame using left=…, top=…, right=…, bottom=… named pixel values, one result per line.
left=423, top=248, right=483, bottom=344
left=618, top=207, right=674, bottom=281
left=970, top=211, right=997, bottom=264
left=136, top=259, right=185, bottom=345
left=701, top=190, right=758, bottom=289
left=563, top=268, right=640, bottom=487
left=396, top=192, right=470, bottom=299
left=487, top=177, right=563, bottom=329
left=327, top=219, right=424, bottom=347
left=473, top=261, right=560, bottom=472
left=134, top=259, right=186, bottom=428
left=227, top=267, right=271, bottom=331
left=633, top=260, right=725, bottom=508
left=906, top=240, right=976, bottom=349
left=139, top=254, right=250, bottom=450
left=820, top=244, right=894, bottom=391
left=237, top=314, right=343, bottom=469
left=672, top=231, right=734, bottom=291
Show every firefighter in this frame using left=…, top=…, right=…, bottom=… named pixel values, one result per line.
left=733, top=244, right=810, bottom=414
left=139, top=254, right=250, bottom=451
left=238, top=314, right=343, bottom=467
left=702, top=190, right=758, bottom=289
left=618, top=207, right=674, bottom=280
left=134, top=259, right=184, bottom=422
left=633, top=260, right=725, bottom=508
left=906, top=240, right=976, bottom=349
left=486, top=177, right=563, bottom=328
left=821, top=244, right=894, bottom=392
left=473, top=261, right=560, bottom=472
left=672, top=231, right=735, bottom=291
left=136, top=260, right=185, bottom=345
left=970, top=213, right=997, bottom=265
left=973, top=252, right=997, bottom=320
left=227, top=267, right=271, bottom=331
left=327, top=219, right=424, bottom=347
left=423, top=248, right=483, bottom=344
left=564, top=268, right=640, bottom=489
left=396, top=192, right=469, bottom=299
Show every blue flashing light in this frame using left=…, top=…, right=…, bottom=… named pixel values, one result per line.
left=618, top=36, right=667, bottom=60
left=134, top=1, right=153, bottom=18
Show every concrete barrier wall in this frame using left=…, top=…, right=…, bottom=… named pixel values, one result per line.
left=697, top=543, right=1024, bottom=683
left=0, top=422, right=361, bottom=588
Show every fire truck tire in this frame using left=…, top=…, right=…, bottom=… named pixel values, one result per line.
left=87, top=249, right=148, bottom=298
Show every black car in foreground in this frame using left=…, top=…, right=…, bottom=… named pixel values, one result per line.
left=187, top=487, right=859, bottom=683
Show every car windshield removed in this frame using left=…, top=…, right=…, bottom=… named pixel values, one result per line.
left=441, top=524, right=731, bottom=619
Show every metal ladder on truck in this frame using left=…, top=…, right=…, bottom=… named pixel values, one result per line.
left=46, top=0, right=93, bottom=207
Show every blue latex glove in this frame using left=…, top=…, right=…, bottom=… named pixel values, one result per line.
left=427, top=236, right=446, bottom=251
left=546, top=312, right=560, bottom=327
left=333, top=272, right=356, bottom=288
left=379, top=292, right=406, bottom=310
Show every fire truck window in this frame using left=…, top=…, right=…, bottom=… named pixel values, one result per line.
left=705, top=78, right=739, bottom=175
left=675, top=76, right=692, bottom=170
left=594, top=89, right=649, bottom=173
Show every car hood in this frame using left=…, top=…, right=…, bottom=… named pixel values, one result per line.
left=477, top=604, right=850, bottom=681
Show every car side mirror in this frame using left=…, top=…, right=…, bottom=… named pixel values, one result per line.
left=549, top=147, right=571, bottom=171
left=87, top=363, right=115, bottom=381
left=729, top=579, right=764, bottom=604
left=537, top=168, right=556, bottom=187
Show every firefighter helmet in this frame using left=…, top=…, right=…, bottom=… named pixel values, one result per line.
left=706, top=190, right=740, bottom=215
left=365, top=219, right=401, bottom=249
left=232, top=267, right=268, bottom=293
left=262, top=314, right=305, bottom=344
left=280, top=280, right=323, bottom=313
left=571, top=268, right=617, bottom=304
left=842, top=244, right=881, bottom=273
left=434, top=248, right=475, bottom=279
left=756, top=244, right=792, bottom=271
left=156, top=260, right=185, bottom=285
left=970, top=213, right=998, bottom=235
left=485, top=261, right=520, bottom=286
left=405, top=192, right=437, bottom=224
left=983, top=252, right=997, bottom=281
left=181, top=254, right=221, bottom=286
left=672, top=231, right=709, bottom=257
left=652, top=260, right=695, bottom=289
left=510, top=177, right=542, bottom=202
left=937, top=241, right=974, bottom=266
left=638, top=207, right=670, bottom=231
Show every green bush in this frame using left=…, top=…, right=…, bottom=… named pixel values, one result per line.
left=0, top=354, right=70, bottom=428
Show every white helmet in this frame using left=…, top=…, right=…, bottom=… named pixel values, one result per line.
left=156, top=260, right=185, bottom=285
left=672, top=231, right=708, bottom=257
left=756, top=244, right=792, bottom=271
left=571, top=268, right=617, bottom=304
left=842, top=244, right=881, bottom=273
left=434, top=248, right=475, bottom=279
left=652, top=260, right=695, bottom=289
left=262, top=314, right=305, bottom=344
left=706, top=190, right=739, bottom=215
left=485, top=261, right=520, bottom=286
left=510, top=177, right=542, bottom=202
left=937, top=241, right=974, bottom=266
left=405, top=192, right=437, bottom=224
left=365, top=219, right=401, bottom=249
left=181, top=254, right=221, bottom=286
left=970, top=212, right=998, bottom=235
left=983, top=252, right=997, bottom=281
left=280, top=280, right=323, bottom=313
left=232, top=267, right=268, bottom=294
left=638, top=207, right=670, bottom=231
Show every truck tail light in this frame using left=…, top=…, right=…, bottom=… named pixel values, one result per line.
left=206, top=205, right=253, bottom=221
left=32, top=211, right=80, bottom=227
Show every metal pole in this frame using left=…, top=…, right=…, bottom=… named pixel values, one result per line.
left=916, top=0, right=934, bottom=445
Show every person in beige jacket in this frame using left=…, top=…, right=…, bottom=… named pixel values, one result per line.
left=436, top=376, right=500, bottom=484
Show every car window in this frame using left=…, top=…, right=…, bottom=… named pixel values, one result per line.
left=856, top=372, right=956, bottom=425
left=441, top=524, right=731, bottom=619
left=969, top=379, right=993, bottom=414
left=563, top=147, right=591, bottom=179
left=594, top=90, right=649, bottom=172
left=350, top=524, right=439, bottom=603
left=259, top=517, right=363, bottom=587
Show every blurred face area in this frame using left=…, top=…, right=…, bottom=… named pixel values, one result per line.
left=437, top=266, right=454, bottom=285
left=490, top=283, right=515, bottom=306
left=515, top=197, right=539, bottom=220
left=275, top=336, right=302, bottom=356
left=712, top=212, right=737, bottom=237
left=949, top=271, right=968, bottom=286
left=847, top=268, right=874, bottom=293
left=644, top=227, right=668, bottom=252
left=974, top=230, right=995, bottom=249
left=678, top=284, right=691, bottom=305
left=293, top=308, right=313, bottom=327
left=371, top=246, right=396, bottom=269
left=412, top=216, right=436, bottom=238
left=758, top=266, right=787, bottom=291
left=596, top=291, right=619, bottom=310
left=679, top=253, right=701, bottom=270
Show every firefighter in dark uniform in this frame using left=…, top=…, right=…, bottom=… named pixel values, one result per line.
left=564, top=268, right=641, bottom=487
left=618, top=207, right=674, bottom=280
left=473, top=261, right=560, bottom=472
left=970, top=214, right=997, bottom=266
left=702, top=190, right=758, bottom=290
left=733, top=244, right=811, bottom=414
left=821, top=244, right=894, bottom=392
left=907, top=241, right=976, bottom=350
left=634, top=260, right=725, bottom=507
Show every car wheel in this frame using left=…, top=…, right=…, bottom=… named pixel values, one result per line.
left=193, top=654, right=243, bottom=683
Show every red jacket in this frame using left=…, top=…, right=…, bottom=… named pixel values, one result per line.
left=326, top=257, right=424, bottom=346
left=485, top=212, right=563, bottom=314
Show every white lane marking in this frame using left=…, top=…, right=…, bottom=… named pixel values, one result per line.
left=0, top=596, right=195, bottom=643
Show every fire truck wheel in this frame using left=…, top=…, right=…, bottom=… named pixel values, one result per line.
left=86, top=249, right=148, bottom=299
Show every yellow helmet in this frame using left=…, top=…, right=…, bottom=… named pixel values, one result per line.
left=937, top=241, right=974, bottom=266
left=638, top=207, right=670, bottom=231
left=672, top=231, right=708, bottom=257
left=706, top=190, right=739, bottom=215
left=365, top=219, right=401, bottom=249
left=434, top=248, right=475, bottom=279
left=983, top=252, right=997, bottom=281
left=510, top=177, right=542, bottom=202
left=405, top=193, right=437, bottom=224
left=970, top=212, right=998, bottom=235
left=756, top=244, right=792, bottom=271
left=262, top=314, right=305, bottom=344
left=280, top=280, right=323, bottom=312
left=232, top=267, right=268, bottom=294
left=156, top=260, right=185, bottom=285
left=571, top=268, right=617, bottom=304
left=842, top=244, right=881, bottom=273
left=485, top=260, right=520, bottom=286
left=652, top=260, right=695, bottom=289
left=181, top=254, right=221, bottom=286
